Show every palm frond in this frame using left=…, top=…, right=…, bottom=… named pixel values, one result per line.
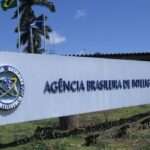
left=32, top=0, right=56, bottom=12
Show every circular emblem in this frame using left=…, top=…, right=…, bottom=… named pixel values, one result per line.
left=0, top=66, right=24, bottom=110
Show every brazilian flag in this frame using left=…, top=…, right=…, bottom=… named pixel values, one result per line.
left=1, top=0, right=17, bottom=11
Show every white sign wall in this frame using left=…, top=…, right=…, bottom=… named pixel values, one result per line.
left=0, top=52, right=150, bottom=125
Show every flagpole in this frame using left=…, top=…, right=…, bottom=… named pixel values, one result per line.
left=43, top=15, right=46, bottom=52
left=17, top=0, right=21, bottom=51
left=30, top=26, right=34, bottom=53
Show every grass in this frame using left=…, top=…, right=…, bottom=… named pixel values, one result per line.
left=0, top=104, right=150, bottom=150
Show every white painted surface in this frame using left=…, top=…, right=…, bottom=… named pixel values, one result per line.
left=0, top=52, right=150, bottom=125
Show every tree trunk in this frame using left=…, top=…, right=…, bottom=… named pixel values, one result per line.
left=59, top=115, right=79, bottom=130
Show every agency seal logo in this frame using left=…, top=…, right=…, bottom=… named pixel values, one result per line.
left=0, top=65, right=24, bottom=110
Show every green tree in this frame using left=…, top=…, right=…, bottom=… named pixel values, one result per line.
left=12, top=0, right=55, bottom=53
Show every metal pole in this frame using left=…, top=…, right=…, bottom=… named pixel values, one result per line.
left=51, top=31, right=55, bottom=54
left=30, top=26, right=34, bottom=53
left=43, top=15, right=46, bottom=52
left=17, top=0, right=21, bottom=51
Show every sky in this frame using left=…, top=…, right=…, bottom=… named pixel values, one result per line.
left=0, top=0, right=150, bottom=54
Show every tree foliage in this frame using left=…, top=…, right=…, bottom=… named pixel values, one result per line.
left=12, top=0, right=55, bottom=53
